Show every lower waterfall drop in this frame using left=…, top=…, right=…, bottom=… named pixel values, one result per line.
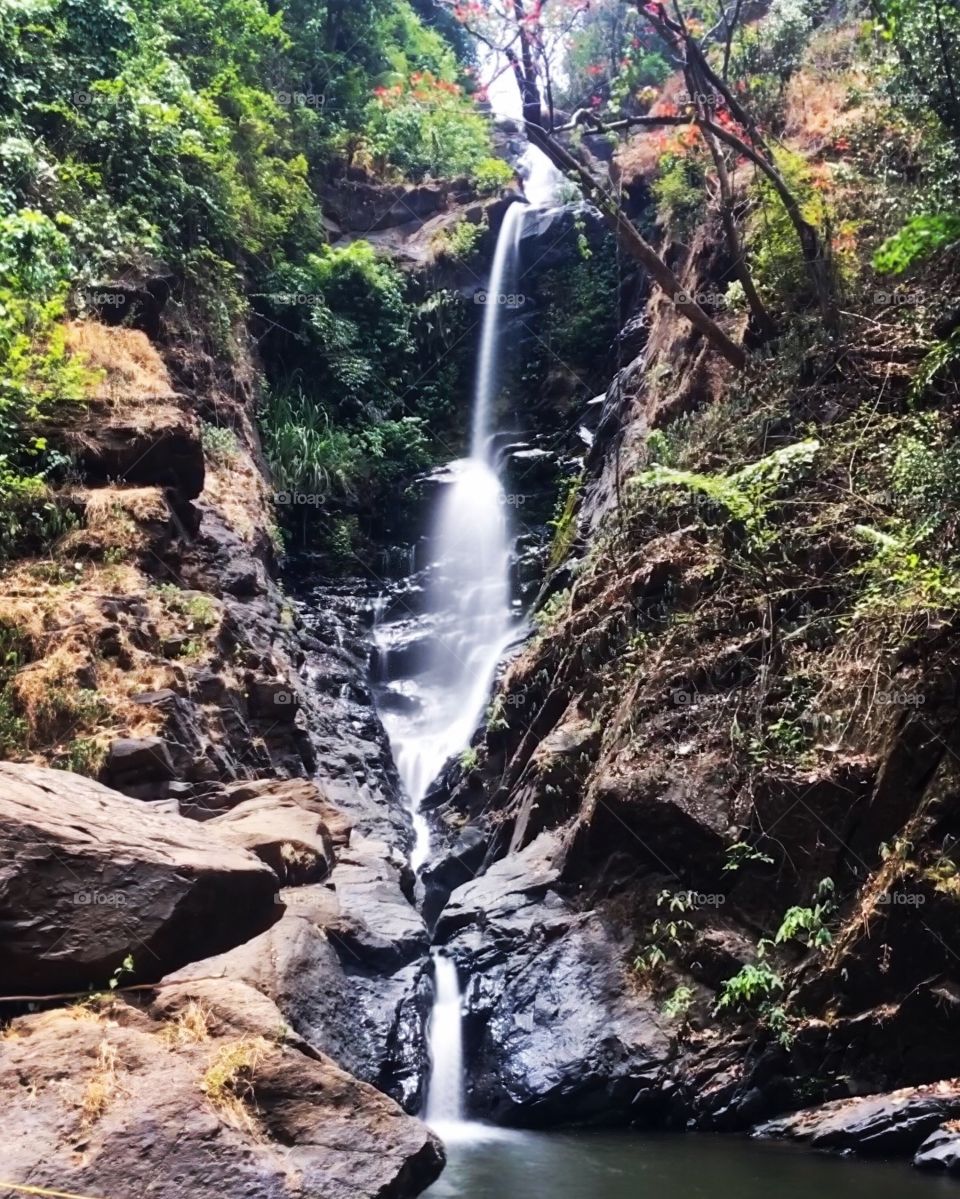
left=425, top=952, right=464, bottom=1130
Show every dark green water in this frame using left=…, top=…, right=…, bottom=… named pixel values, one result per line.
left=423, top=1127, right=955, bottom=1199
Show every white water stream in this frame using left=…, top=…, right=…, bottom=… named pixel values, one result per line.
left=375, top=149, right=560, bottom=1130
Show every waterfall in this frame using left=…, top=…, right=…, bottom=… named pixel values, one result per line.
left=471, top=199, right=525, bottom=458
left=425, top=952, right=464, bottom=1127
left=377, top=197, right=533, bottom=873
left=374, top=149, right=561, bottom=1133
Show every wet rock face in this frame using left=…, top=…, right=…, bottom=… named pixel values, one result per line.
left=436, top=834, right=675, bottom=1126
left=0, top=981, right=444, bottom=1199
left=0, top=762, right=280, bottom=993
left=291, top=575, right=412, bottom=848
left=915, top=1126, right=960, bottom=1173
left=755, top=1080, right=960, bottom=1159
left=167, top=803, right=432, bottom=1114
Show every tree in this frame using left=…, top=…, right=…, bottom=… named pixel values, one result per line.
left=448, top=0, right=842, bottom=361
left=449, top=0, right=748, bottom=367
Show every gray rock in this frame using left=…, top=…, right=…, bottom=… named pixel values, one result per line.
left=436, top=834, right=674, bottom=1125
left=210, top=793, right=336, bottom=885
left=914, top=1126, right=960, bottom=1172
left=0, top=762, right=279, bottom=993
left=0, top=981, right=443, bottom=1199
left=104, top=735, right=177, bottom=784
left=756, top=1080, right=960, bottom=1157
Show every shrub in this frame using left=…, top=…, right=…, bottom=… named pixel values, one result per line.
left=652, top=151, right=708, bottom=236
left=201, top=423, right=241, bottom=465
left=363, top=72, right=494, bottom=181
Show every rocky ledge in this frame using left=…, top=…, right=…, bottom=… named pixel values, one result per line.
left=0, top=763, right=443, bottom=1197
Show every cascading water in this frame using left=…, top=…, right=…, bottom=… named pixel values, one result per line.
left=376, top=196, right=537, bottom=873
left=424, top=952, right=465, bottom=1127
left=374, top=149, right=560, bottom=1132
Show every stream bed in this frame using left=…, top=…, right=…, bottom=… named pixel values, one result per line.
left=423, top=1129, right=954, bottom=1199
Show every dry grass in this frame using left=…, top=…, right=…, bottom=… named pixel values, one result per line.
left=200, top=1037, right=268, bottom=1133
left=0, top=560, right=191, bottom=763
left=161, top=1001, right=211, bottom=1047
left=58, top=486, right=171, bottom=559
left=200, top=444, right=271, bottom=546
left=65, top=321, right=176, bottom=407
left=80, top=1039, right=119, bottom=1125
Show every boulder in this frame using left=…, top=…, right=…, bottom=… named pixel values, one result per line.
left=210, top=794, right=336, bottom=885
left=324, top=838, right=429, bottom=972
left=167, top=838, right=430, bottom=1102
left=103, top=735, right=177, bottom=787
left=67, top=401, right=205, bottom=499
left=0, top=981, right=443, bottom=1199
left=755, top=1079, right=960, bottom=1157
left=0, top=762, right=279, bottom=993
left=915, top=1125, right=960, bottom=1173
left=437, top=834, right=674, bottom=1125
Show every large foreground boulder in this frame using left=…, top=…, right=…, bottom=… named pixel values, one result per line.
left=167, top=837, right=432, bottom=1106
left=0, top=980, right=444, bottom=1199
left=0, top=762, right=279, bottom=993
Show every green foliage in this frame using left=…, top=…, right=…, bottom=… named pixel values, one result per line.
left=661, top=984, right=695, bottom=1021
left=750, top=149, right=827, bottom=307
left=873, top=212, right=960, bottom=274
left=262, top=388, right=431, bottom=510
left=771, top=878, right=836, bottom=951
left=0, top=209, right=98, bottom=558
left=549, top=474, right=583, bottom=568
left=471, top=156, right=514, bottom=193
left=854, top=414, right=960, bottom=613
left=108, top=953, right=135, bottom=991
left=363, top=72, right=495, bottom=181
left=715, top=961, right=784, bottom=1013
left=637, top=439, right=821, bottom=551
left=652, top=152, right=707, bottom=236
left=201, top=422, right=241, bottom=465
left=434, top=216, right=484, bottom=262
left=723, top=842, right=775, bottom=873
left=724, top=0, right=817, bottom=130
left=534, top=238, right=618, bottom=389
left=634, top=890, right=696, bottom=978
left=0, top=0, right=483, bottom=556
left=157, top=584, right=219, bottom=630
left=873, top=0, right=960, bottom=138
left=534, top=587, right=572, bottom=632
left=459, top=746, right=479, bottom=770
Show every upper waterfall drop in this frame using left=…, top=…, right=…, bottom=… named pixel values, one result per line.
left=375, top=149, right=562, bottom=875
left=471, top=198, right=525, bottom=459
